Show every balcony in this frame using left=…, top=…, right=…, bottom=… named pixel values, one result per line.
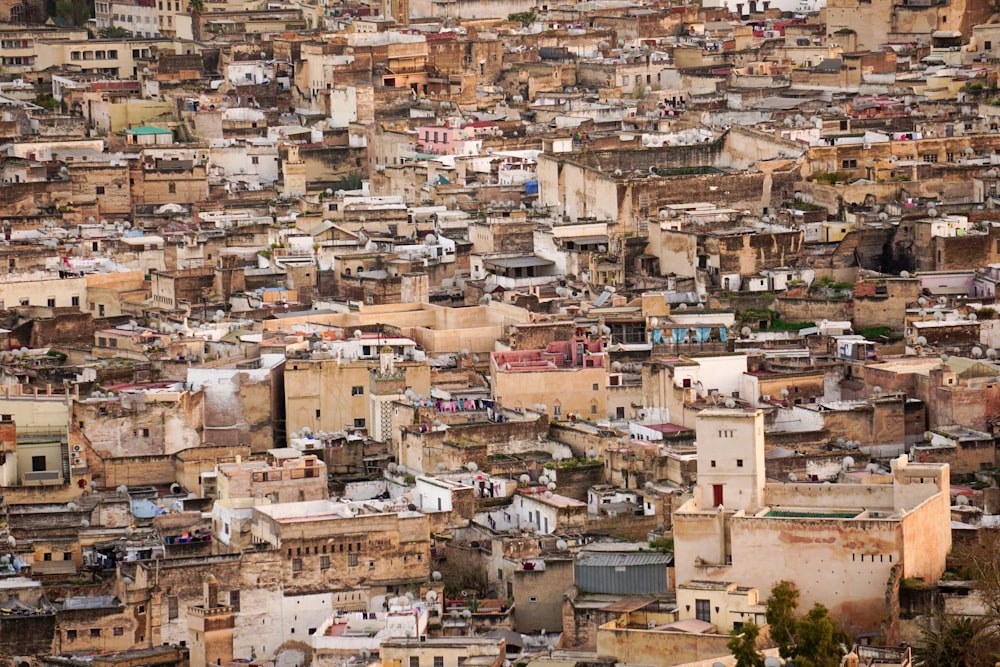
left=21, top=470, right=63, bottom=486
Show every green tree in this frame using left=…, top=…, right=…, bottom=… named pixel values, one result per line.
left=53, top=0, right=91, bottom=26
left=914, top=614, right=1000, bottom=667
left=507, top=11, right=535, bottom=25
left=98, top=26, right=132, bottom=37
left=765, top=580, right=799, bottom=659
left=33, top=93, right=60, bottom=110
left=727, top=620, right=765, bottom=667
left=793, top=603, right=851, bottom=667
left=764, top=581, right=849, bottom=667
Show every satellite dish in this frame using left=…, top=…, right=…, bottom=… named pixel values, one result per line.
left=842, top=456, right=855, bottom=470
left=724, top=398, right=736, bottom=409
left=538, top=475, right=549, bottom=485
left=788, top=472, right=797, bottom=482
left=556, top=539, right=568, bottom=550
left=957, top=495, right=970, bottom=506
left=741, top=326, right=752, bottom=337
left=764, top=659, right=783, bottom=667
left=873, top=386, right=882, bottom=395
left=432, top=571, right=442, bottom=581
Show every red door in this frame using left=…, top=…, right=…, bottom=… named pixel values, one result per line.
left=713, top=484, right=724, bottom=507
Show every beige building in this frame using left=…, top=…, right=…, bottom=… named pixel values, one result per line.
left=380, top=636, right=506, bottom=667
left=490, top=338, right=608, bottom=420
left=215, top=450, right=327, bottom=503
left=673, top=408, right=952, bottom=636
left=284, top=336, right=430, bottom=439
left=250, top=499, right=430, bottom=591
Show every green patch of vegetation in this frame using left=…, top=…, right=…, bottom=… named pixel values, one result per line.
left=33, top=94, right=59, bottom=110
left=979, top=307, right=996, bottom=319
left=98, top=26, right=132, bottom=37
left=815, top=276, right=855, bottom=291
left=403, top=474, right=416, bottom=485
left=768, top=320, right=815, bottom=331
left=507, top=11, right=536, bottom=25
left=784, top=200, right=823, bottom=212
left=964, top=82, right=985, bottom=91
left=834, top=27, right=856, bottom=34
left=647, top=537, right=673, bottom=553
left=331, top=171, right=363, bottom=192
left=858, top=326, right=892, bottom=340
left=810, top=170, right=850, bottom=185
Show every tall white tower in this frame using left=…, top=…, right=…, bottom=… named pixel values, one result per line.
left=694, top=408, right=766, bottom=512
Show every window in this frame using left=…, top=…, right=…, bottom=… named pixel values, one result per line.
left=553, top=404, right=561, bottom=417
left=18, top=298, right=27, bottom=306
left=433, top=658, right=444, bottom=667
left=923, top=153, right=938, bottom=163
left=320, top=556, right=330, bottom=570
left=351, top=385, right=364, bottom=396
left=529, top=596, right=538, bottom=603
left=841, top=159, right=857, bottom=169
left=72, top=296, right=80, bottom=307
left=710, top=460, right=716, bottom=468
left=737, top=459, right=744, bottom=467
left=168, top=182, right=176, bottom=194
left=251, top=156, right=259, bottom=165
left=67, top=629, right=77, bottom=640
left=230, top=590, right=240, bottom=611
left=369, top=560, right=375, bottom=569
left=64, top=552, right=72, bottom=560
left=90, top=628, right=101, bottom=638
left=315, top=409, right=321, bottom=419
left=114, top=627, right=124, bottom=636
left=168, top=595, right=178, bottom=620
left=348, top=553, right=359, bottom=567
left=410, top=658, right=420, bottom=667
left=31, top=455, right=46, bottom=472
left=695, top=599, right=711, bottom=623
left=43, top=553, right=52, bottom=561
left=592, top=383, right=599, bottom=390
left=47, top=298, right=55, bottom=308
left=292, top=558, right=302, bottom=572
left=354, top=418, right=366, bottom=428
left=987, top=40, right=993, bottom=50
left=96, top=186, right=105, bottom=194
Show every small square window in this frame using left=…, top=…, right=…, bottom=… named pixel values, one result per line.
left=114, top=627, right=124, bottom=636
left=354, top=418, right=366, bottom=428
left=736, top=459, right=744, bottom=467
left=90, top=628, right=101, bottom=638
left=592, top=383, right=599, bottom=390
left=67, top=629, right=77, bottom=640
left=351, top=385, right=364, bottom=396
left=710, top=460, right=716, bottom=468
left=96, top=186, right=105, bottom=194
left=348, top=553, right=359, bottom=566
left=292, top=558, right=302, bottom=572
left=320, top=556, right=330, bottom=570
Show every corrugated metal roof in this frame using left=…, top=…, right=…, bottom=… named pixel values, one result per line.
left=577, top=552, right=673, bottom=567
